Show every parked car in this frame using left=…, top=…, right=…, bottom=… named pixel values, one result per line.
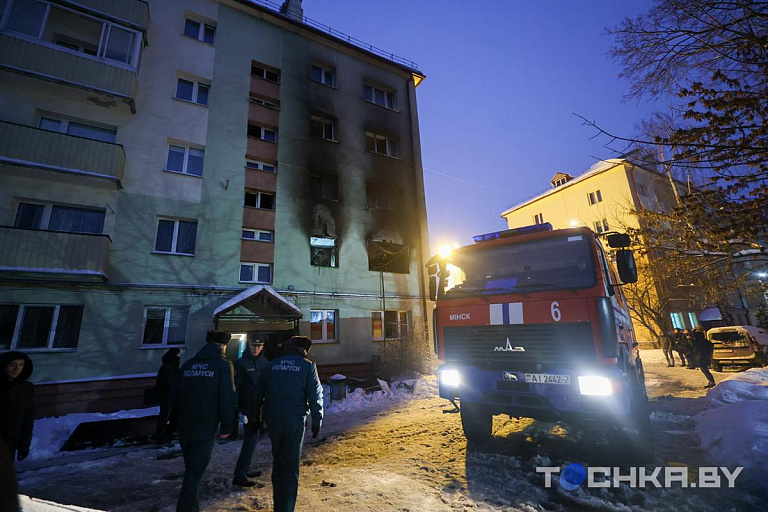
left=707, top=325, right=768, bottom=371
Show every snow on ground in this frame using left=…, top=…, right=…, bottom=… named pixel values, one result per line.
left=20, top=495, right=104, bottom=512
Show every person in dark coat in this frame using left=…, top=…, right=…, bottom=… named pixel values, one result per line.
left=155, top=347, right=181, bottom=443
left=671, top=329, right=688, bottom=367
left=255, top=336, right=323, bottom=512
left=0, top=439, right=20, bottom=512
left=682, top=329, right=698, bottom=369
left=692, top=326, right=716, bottom=388
left=661, top=332, right=676, bottom=367
left=0, top=351, right=35, bottom=463
left=232, top=334, right=269, bottom=487
left=175, top=331, right=237, bottom=512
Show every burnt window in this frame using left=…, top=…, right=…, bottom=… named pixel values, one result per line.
left=366, top=183, right=402, bottom=210
left=310, top=237, right=338, bottom=267
left=311, top=174, right=338, bottom=201
left=245, top=190, right=275, bottom=210
left=367, top=240, right=409, bottom=273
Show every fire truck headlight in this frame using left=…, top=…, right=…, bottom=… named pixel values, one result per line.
left=440, top=369, right=461, bottom=388
left=578, top=376, right=614, bottom=396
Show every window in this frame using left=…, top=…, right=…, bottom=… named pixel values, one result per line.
left=248, top=124, right=277, bottom=143
left=311, top=174, right=338, bottom=201
left=688, top=312, right=700, bottom=329
left=372, top=310, right=410, bottom=340
left=175, top=78, right=209, bottom=105
left=364, top=84, right=395, bottom=110
left=166, top=145, right=204, bottom=176
left=183, top=17, right=215, bottom=44
left=240, top=262, right=271, bottom=283
left=5, top=0, right=142, bottom=67
left=14, top=202, right=105, bottom=234
left=593, top=218, right=609, bottom=234
left=310, top=237, right=337, bottom=267
left=310, top=64, right=335, bottom=87
left=245, top=160, right=276, bottom=172
left=310, top=310, right=337, bottom=342
left=39, top=116, right=116, bottom=143
left=588, top=190, right=603, bottom=205
left=242, top=229, right=273, bottom=242
left=251, top=64, right=279, bottom=82
left=368, top=240, right=409, bottom=273
left=244, top=190, right=275, bottom=210
left=533, top=213, right=544, bottom=224
left=0, top=303, right=83, bottom=351
left=553, top=177, right=568, bottom=187
left=310, top=116, right=336, bottom=141
left=365, top=182, right=401, bottom=211
left=670, top=312, right=685, bottom=330
left=142, top=306, right=188, bottom=346
left=249, top=95, right=280, bottom=109
left=365, top=132, right=399, bottom=157
left=154, top=218, right=197, bottom=255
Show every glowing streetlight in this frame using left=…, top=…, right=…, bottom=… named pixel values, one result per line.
left=437, top=245, right=453, bottom=259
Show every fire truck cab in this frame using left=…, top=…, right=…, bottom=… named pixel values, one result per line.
left=428, top=223, right=648, bottom=443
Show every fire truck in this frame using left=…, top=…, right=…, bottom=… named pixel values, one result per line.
left=428, top=223, right=649, bottom=444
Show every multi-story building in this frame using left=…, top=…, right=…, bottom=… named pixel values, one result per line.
left=500, top=156, right=697, bottom=344
left=0, top=0, right=428, bottom=415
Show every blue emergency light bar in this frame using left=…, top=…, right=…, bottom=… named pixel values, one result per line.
left=472, top=222, right=553, bottom=243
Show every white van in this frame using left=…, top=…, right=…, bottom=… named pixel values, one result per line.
left=707, top=325, right=768, bottom=371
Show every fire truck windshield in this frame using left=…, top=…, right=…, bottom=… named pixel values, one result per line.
left=441, top=234, right=597, bottom=298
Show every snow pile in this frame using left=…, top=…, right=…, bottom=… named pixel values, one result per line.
left=28, top=407, right=159, bottom=460
left=20, top=495, right=105, bottom=511
left=694, top=368, right=768, bottom=470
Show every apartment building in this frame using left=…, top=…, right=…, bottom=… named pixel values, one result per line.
left=500, top=156, right=696, bottom=343
left=0, top=0, right=428, bottom=415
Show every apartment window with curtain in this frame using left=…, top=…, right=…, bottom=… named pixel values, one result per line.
left=310, top=310, right=337, bottom=342
left=14, top=202, right=105, bottom=234
left=0, top=303, right=84, bottom=351
left=371, top=310, right=410, bottom=340
left=142, top=306, right=188, bottom=346
left=154, top=218, right=197, bottom=255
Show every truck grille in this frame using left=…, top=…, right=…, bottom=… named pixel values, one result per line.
left=443, top=322, right=595, bottom=370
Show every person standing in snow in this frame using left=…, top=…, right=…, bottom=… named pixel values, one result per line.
left=692, top=326, right=716, bottom=388
left=255, top=336, right=323, bottom=512
left=0, top=351, right=35, bottom=464
left=683, top=329, right=698, bottom=369
left=155, top=347, right=181, bottom=443
left=660, top=331, right=676, bottom=367
left=671, top=328, right=688, bottom=367
left=232, top=333, right=268, bottom=487
left=175, top=331, right=237, bottom=512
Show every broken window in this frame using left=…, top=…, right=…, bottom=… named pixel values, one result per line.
left=310, top=237, right=338, bottom=267
left=367, top=240, right=409, bottom=273
left=371, top=310, right=410, bottom=340
left=311, top=174, right=338, bottom=201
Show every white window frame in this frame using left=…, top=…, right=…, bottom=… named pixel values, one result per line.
left=39, top=115, right=117, bottom=143
left=153, top=218, right=197, bottom=256
left=0, top=0, right=143, bottom=70
left=242, top=229, right=273, bottom=242
left=0, top=303, right=83, bottom=352
left=165, top=144, right=204, bottom=177
left=183, top=17, right=215, bottom=44
left=141, top=306, right=188, bottom=347
left=310, top=237, right=338, bottom=267
left=533, top=213, right=544, bottom=224
left=239, top=262, right=272, bottom=284
left=251, top=64, right=279, bottom=83
left=364, top=83, right=396, bottom=110
left=310, top=64, right=336, bottom=87
left=248, top=124, right=277, bottom=143
left=365, top=131, right=399, bottom=158
left=554, top=177, right=567, bottom=187
left=249, top=95, right=279, bottom=109
left=244, top=190, right=275, bottom=210
left=593, top=218, right=609, bottom=234
left=245, top=159, right=276, bottom=172
left=174, top=77, right=209, bottom=105
left=14, top=201, right=105, bottom=233
left=309, top=309, right=337, bottom=343
left=311, top=115, right=336, bottom=141
left=371, top=310, right=410, bottom=341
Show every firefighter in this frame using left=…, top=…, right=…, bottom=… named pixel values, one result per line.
left=692, top=326, right=716, bottom=388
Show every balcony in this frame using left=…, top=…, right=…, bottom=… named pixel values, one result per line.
left=75, top=0, right=150, bottom=31
left=0, top=35, right=138, bottom=106
left=0, top=121, right=125, bottom=189
left=0, top=226, right=111, bottom=282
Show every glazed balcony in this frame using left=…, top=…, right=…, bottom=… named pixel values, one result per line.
left=0, top=121, right=125, bottom=189
left=0, top=226, right=111, bottom=282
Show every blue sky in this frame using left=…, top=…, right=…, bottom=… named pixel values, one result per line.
left=303, top=0, right=659, bottom=252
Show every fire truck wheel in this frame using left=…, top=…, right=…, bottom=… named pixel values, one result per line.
left=460, top=402, right=492, bottom=445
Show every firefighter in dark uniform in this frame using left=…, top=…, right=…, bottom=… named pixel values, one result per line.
left=232, top=333, right=269, bottom=486
left=175, top=331, right=236, bottom=512
left=255, top=336, right=323, bottom=512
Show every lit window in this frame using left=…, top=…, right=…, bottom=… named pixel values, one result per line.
left=183, top=17, right=215, bottom=44
left=244, top=190, right=275, bottom=210
left=670, top=312, right=685, bottom=330
left=142, top=306, right=188, bottom=346
left=175, top=78, right=209, bottom=105
left=240, top=262, right=272, bottom=283
left=310, top=237, right=338, bottom=267
left=154, top=218, right=197, bottom=255
left=371, top=310, right=410, bottom=340
left=242, top=229, right=273, bottom=242
left=310, top=310, right=337, bottom=342
left=0, top=304, right=83, bottom=351
left=166, top=145, right=204, bottom=176
left=310, top=64, right=336, bottom=87
left=365, top=132, right=398, bottom=157
left=363, top=84, right=395, bottom=110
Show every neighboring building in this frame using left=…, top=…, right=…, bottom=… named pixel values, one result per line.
left=0, top=0, right=428, bottom=415
left=500, top=156, right=696, bottom=343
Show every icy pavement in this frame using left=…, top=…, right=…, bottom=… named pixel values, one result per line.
left=15, top=356, right=768, bottom=511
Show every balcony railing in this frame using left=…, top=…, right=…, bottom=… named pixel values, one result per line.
left=0, top=226, right=111, bottom=282
left=0, top=121, right=125, bottom=188
left=0, top=34, right=138, bottom=102
left=74, top=0, right=150, bottom=31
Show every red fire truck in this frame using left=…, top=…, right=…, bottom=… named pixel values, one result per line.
left=428, top=223, right=649, bottom=444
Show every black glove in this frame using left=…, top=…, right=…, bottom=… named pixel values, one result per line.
left=311, top=425, right=320, bottom=439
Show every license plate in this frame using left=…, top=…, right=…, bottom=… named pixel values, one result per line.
left=524, top=373, right=571, bottom=385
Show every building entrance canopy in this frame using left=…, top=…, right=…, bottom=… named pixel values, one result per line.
left=213, top=285, right=301, bottom=330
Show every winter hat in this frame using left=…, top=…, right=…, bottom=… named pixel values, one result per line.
left=248, top=333, right=268, bottom=345
left=206, top=331, right=231, bottom=344
left=289, top=336, right=312, bottom=352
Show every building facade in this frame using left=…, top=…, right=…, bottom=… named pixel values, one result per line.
left=0, top=0, right=428, bottom=414
left=500, top=157, right=697, bottom=343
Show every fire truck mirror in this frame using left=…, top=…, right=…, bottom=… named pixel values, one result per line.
left=616, top=249, right=638, bottom=284
left=606, top=233, right=631, bottom=248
